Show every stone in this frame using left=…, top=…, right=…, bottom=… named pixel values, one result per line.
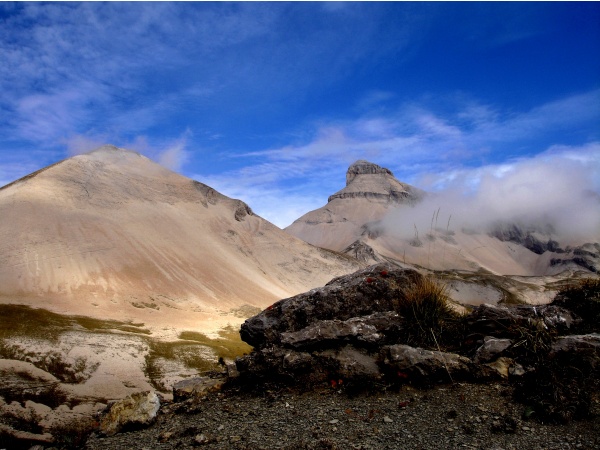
left=173, top=376, right=226, bottom=402
left=467, top=303, right=579, bottom=340
left=99, top=391, right=160, bottom=436
left=485, top=357, right=515, bottom=379
left=550, top=333, right=600, bottom=354
left=314, top=346, right=382, bottom=380
left=474, top=337, right=512, bottom=363
left=0, top=424, right=53, bottom=445
left=382, top=345, right=472, bottom=382
left=240, top=264, right=420, bottom=349
left=279, top=311, right=403, bottom=350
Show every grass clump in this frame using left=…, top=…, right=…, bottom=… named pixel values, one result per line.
left=395, top=276, right=464, bottom=350
left=179, top=325, right=253, bottom=361
left=551, top=278, right=600, bottom=334
left=50, top=416, right=98, bottom=449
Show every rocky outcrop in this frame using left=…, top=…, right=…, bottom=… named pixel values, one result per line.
left=240, top=264, right=420, bottom=349
left=99, top=391, right=160, bottom=436
left=236, top=264, right=598, bottom=394
left=327, top=160, right=424, bottom=205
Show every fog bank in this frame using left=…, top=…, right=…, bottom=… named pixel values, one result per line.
left=382, top=148, right=600, bottom=243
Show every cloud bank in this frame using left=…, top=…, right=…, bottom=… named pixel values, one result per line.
left=382, top=143, right=600, bottom=243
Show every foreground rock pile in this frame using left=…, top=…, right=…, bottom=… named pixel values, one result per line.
left=85, top=263, right=600, bottom=448
left=9, top=264, right=600, bottom=448
left=236, top=264, right=599, bottom=424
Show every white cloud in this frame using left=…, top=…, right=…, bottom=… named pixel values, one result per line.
left=384, top=143, right=600, bottom=242
left=194, top=90, right=600, bottom=229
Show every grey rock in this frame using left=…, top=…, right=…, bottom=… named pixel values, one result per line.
left=315, top=346, right=381, bottom=380
left=474, top=337, right=512, bottom=363
left=240, top=264, right=420, bottom=349
left=468, top=303, right=579, bottom=339
left=550, top=333, right=600, bottom=354
left=99, top=391, right=160, bottom=436
left=280, top=311, right=403, bottom=350
left=382, top=344, right=472, bottom=382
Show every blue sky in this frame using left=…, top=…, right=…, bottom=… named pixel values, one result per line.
left=1, top=2, right=599, bottom=228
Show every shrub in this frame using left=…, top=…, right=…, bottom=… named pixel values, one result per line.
left=395, top=276, right=464, bottom=349
left=551, top=278, right=600, bottom=334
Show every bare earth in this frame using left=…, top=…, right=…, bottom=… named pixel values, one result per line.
left=85, top=381, right=600, bottom=449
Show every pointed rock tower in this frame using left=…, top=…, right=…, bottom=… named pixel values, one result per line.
left=285, top=160, right=423, bottom=253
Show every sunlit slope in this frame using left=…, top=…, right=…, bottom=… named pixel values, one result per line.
left=0, top=146, right=359, bottom=332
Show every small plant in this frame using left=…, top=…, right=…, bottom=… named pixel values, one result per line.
left=50, top=416, right=98, bottom=449
left=551, top=278, right=600, bottom=334
left=395, top=276, right=463, bottom=349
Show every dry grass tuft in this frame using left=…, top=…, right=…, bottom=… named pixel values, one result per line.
left=396, top=276, right=464, bottom=350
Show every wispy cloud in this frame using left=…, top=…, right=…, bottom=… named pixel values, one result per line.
left=194, top=90, right=600, bottom=227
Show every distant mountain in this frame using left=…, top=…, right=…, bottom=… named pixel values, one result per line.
left=286, top=160, right=424, bottom=252
left=0, top=145, right=360, bottom=334
left=286, top=160, right=599, bottom=276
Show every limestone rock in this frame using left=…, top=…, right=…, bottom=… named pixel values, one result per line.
left=381, top=344, right=472, bottom=382
left=99, top=391, right=160, bottom=436
left=240, top=264, right=420, bottom=349
left=474, top=337, right=512, bottom=363
left=467, top=303, right=579, bottom=339
left=173, top=376, right=226, bottom=402
left=279, top=311, right=403, bottom=350
left=550, top=333, right=600, bottom=354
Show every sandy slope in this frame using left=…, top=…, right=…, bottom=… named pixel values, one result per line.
left=0, top=145, right=360, bottom=336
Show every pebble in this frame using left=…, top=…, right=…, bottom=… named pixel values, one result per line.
left=86, top=383, right=600, bottom=450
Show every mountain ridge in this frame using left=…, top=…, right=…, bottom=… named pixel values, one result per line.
left=0, top=145, right=361, bottom=336
left=286, top=159, right=599, bottom=277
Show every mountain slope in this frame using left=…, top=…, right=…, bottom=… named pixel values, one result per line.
left=0, top=145, right=360, bottom=335
left=286, top=160, right=599, bottom=277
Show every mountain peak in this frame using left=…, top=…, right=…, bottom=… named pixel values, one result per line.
left=346, top=160, right=394, bottom=185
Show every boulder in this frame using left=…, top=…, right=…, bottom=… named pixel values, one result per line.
left=550, top=333, right=600, bottom=354
left=474, top=337, right=512, bottom=363
left=240, top=264, right=420, bottom=349
left=172, top=376, right=226, bottom=402
left=99, top=391, right=160, bottom=436
left=467, top=303, right=579, bottom=340
left=236, top=344, right=383, bottom=386
left=279, top=311, right=403, bottom=350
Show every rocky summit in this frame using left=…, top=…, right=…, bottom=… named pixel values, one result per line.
left=286, top=160, right=600, bottom=276
left=286, top=161, right=424, bottom=253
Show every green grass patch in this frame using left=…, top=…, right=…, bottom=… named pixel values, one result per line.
left=179, top=325, right=253, bottom=361
left=0, top=304, right=151, bottom=341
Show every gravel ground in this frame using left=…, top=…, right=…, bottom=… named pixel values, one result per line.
left=85, top=381, right=600, bottom=450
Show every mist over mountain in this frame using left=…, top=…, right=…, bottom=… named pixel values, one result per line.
left=286, top=158, right=599, bottom=276
left=383, top=152, right=600, bottom=245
